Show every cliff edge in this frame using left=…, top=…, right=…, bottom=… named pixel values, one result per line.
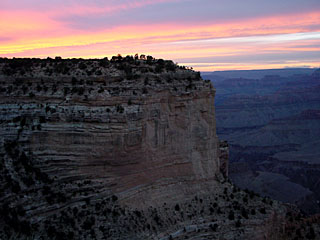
left=0, top=56, right=318, bottom=239
left=0, top=57, right=220, bottom=206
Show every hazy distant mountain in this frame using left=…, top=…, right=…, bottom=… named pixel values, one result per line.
left=206, top=68, right=320, bottom=214
left=202, top=68, right=316, bottom=80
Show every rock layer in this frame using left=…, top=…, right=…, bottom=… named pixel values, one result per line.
left=0, top=59, right=220, bottom=209
left=1, top=58, right=317, bottom=240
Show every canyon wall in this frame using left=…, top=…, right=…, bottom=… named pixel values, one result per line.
left=2, top=58, right=315, bottom=240
left=0, top=58, right=221, bottom=209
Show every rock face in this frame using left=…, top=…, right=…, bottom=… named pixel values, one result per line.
left=1, top=57, right=318, bottom=239
left=219, top=140, right=229, bottom=178
left=0, top=57, right=220, bottom=209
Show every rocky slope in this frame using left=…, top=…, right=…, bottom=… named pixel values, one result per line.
left=0, top=57, right=318, bottom=239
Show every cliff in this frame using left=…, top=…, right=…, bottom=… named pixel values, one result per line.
left=0, top=57, right=220, bottom=206
left=0, top=57, right=318, bottom=239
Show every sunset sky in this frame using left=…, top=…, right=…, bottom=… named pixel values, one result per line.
left=1, top=0, right=320, bottom=71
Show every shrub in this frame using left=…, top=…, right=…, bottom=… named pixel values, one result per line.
left=155, top=64, right=163, bottom=73
left=210, top=223, right=218, bottom=231
left=20, top=117, right=26, bottom=127
left=142, top=88, right=148, bottom=94
left=259, top=208, right=266, bottom=214
left=39, top=116, right=46, bottom=123
left=175, top=204, right=180, bottom=211
left=17, top=205, right=26, bottom=216
left=72, top=77, right=78, bottom=85
left=235, top=220, right=241, bottom=228
left=52, top=84, right=57, bottom=93
left=47, top=226, right=57, bottom=237
left=54, top=62, right=69, bottom=74
left=64, top=87, right=70, bottom=95
left=79, top=62, right=87, bottom=70
left=19, top=220, right=31, bottom=235
left=78, top=87, right=84, bottom=95
left=86, top=80, right=93, bottom=85
left=98, top=87, right=104, bottom=93
left=165, top=61, right=176, bottom=71
left=36, top=84, right=42, bottom=92
left=228, top=210, right=235, bottom=220
left=99, top=60, right=108, bottom=67
left=241, top=208, right=248, bottom=219
left=11, top=180, right=21, bottom=193
left=116, top=105, right=124, bottom=113
left=306, top=227, right=316, bottom=239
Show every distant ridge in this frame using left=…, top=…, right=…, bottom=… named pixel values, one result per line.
left=202, top=68, right=317, bottom=79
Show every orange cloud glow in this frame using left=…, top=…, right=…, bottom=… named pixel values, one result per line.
left=1, top=5, right=319, bottom=71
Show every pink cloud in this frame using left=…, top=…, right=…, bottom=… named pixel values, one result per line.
left=65, top=0, right=181, bottom=16
left=1, top=2, right=319, bottom=71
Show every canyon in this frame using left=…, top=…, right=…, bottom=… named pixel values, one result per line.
left=205, top=68, right=320, bottom=214
left=0, top=57, right=318, bottom=239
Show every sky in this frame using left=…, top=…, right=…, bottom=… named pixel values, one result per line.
left=0, top=0, right=320, bottom=71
